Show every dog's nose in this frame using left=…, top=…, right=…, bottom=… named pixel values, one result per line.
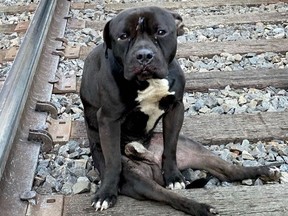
left=135, top=48, right=154, bottom=65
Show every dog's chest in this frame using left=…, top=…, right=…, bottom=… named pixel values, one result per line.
left=136, top=79, right=175, bottom=132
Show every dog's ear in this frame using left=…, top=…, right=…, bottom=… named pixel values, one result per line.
left=103, top=20, right=112, bottom=49
left=170, top=12, right=185, bottom=36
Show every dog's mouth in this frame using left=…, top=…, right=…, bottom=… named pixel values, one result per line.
left=125, top=63, right=167, bottom=81
left=137, top=70, right=153, bottom=81
left=134, top=65, right=158, bottom=81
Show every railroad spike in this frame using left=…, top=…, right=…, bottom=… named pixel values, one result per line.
left=51, top=50, right=65, bottom=57
left=55, top=37, right=68, bottom=44
left=35, top=101, right=58, bottom=119
left=28, top=129, right=53, bottom=152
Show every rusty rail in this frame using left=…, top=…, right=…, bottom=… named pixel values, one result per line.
left=0, top=0, right=57, bottom=178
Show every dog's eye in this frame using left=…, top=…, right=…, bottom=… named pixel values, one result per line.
left=157, top=30, right=166, bottom=36
left=118, top=33, right=129, bottom=41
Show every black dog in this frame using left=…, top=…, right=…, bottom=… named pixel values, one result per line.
left=80, top=6, right=280, bottom=215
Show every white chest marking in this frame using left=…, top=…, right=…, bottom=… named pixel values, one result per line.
left=136, top=79, right=175, bottom=132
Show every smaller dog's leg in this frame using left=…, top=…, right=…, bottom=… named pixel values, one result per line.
left=177, top=136, right=281, bottom=182
left=149, top=134, right=280, bottom=182
left=120, top=157, right=218, bottom=216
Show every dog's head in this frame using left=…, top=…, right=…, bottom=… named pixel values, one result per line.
left=103, top=6, right=184, bottom=81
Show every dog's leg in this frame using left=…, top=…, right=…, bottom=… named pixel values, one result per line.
left=120, top=157, right=217, bottom=216
left=82, top=107, right=104, bottom=178
left=150, top=134, right=280, bottom=182
left=91, top=108, right=121, bottom=210
left=162, top=101, right=186, bottom=189
left=83, top=104, right=121, bottom=210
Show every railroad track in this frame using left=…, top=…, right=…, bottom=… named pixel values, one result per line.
left=0, top=0, right=288, bottom=215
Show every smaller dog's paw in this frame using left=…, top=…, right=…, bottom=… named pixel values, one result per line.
left=209, top=207, right=219, bottom=215
left=268, top=166, right=281, bottom=180
left=261, top=166, right=281, bottom=182
left=191, top=203, right=219, bottom=216
left=200, top=203, right=219, bottom=216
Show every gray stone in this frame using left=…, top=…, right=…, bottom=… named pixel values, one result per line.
left=238, top=95, right=247, bottom=105
left=86, top=169, right=100, bottom=183
left=204, top=178, right=220, bottom=189
left=246, top=53, right=256, bottom=58
left=54, top=181, right=63, bottom=192
left=241, top=139, right=251, bottom=151
left=211, top=106, right=224, bottom=114
left=234, top=105, right=248, bottom=114
left=68, top=151, right=80, bottom=159
left=204, top=96, right=218, bottom=108
left=72, top=177, right=91, bottom=194
left=69, top=167, right=86, bottom=177
left=242, top=150, right=255, bottom=160
left=55, top=156, right=65, bottom=166
left=80, top=148, right=91, bottom=155
left=51, top=165, right=70, bottom=179
left=278, top=97, right=288, bottom=109
left=61, top=182, right=73, bottom=195
left=271, top=98, right=279, bottom=109
left=242, top=179, right=253, bottom=186
left=276, top=156, right=284, bottom=163
left=177, top=35, right=187, bottom=43
left=45, top=174, right=56, bottom=188
left=242, top=160, right=260, bottom=167
left=194, top=99, right=205, bottom=111
left=254, top=178, right=263, bottom=186
left=266, top=153, right=276, bottom=161
left=229, top=143, right=244, bottom=152
left=234, top=54, right=242, bottom=61
left=280, top=164, right=288, bottom=172
left=250, top=146, right=267, bottom=159
left=38, top=159, right=50, bottom=169
left=279, top=146, right=288, bottom=156
left=67, top=140, right=80, bottom=153
left=247, top=100, right=258, bottom=109
left=90, top=183, right=98, bottom=194
left=256, top=101, right=270, bottom=111
left=221, top=181, right=238, bottom=187
left=71, top=106, right=83, bottom=115
left=58, top=145, right=69, bottom=157
left=36, top=167, right=49, bottom=179
left=199, top=106, right=211, bottom=114
left=280, top=172, right=288, bottom=184
left=282, top=156, right=288, bottom=164
left=74, top=159, right=88, bottom=168
left=20, top=190, right=37, bottom=201
left=220, top=149, right=233, bottom=162
left=36, top=182, right=53, bottom=194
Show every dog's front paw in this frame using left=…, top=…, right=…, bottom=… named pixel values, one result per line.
left=91, top=187, right=117, bottom=211
left=164, top=169, right=186, bottom=190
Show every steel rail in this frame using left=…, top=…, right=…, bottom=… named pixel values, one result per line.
left=0, top=0, right=57, bottom=178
